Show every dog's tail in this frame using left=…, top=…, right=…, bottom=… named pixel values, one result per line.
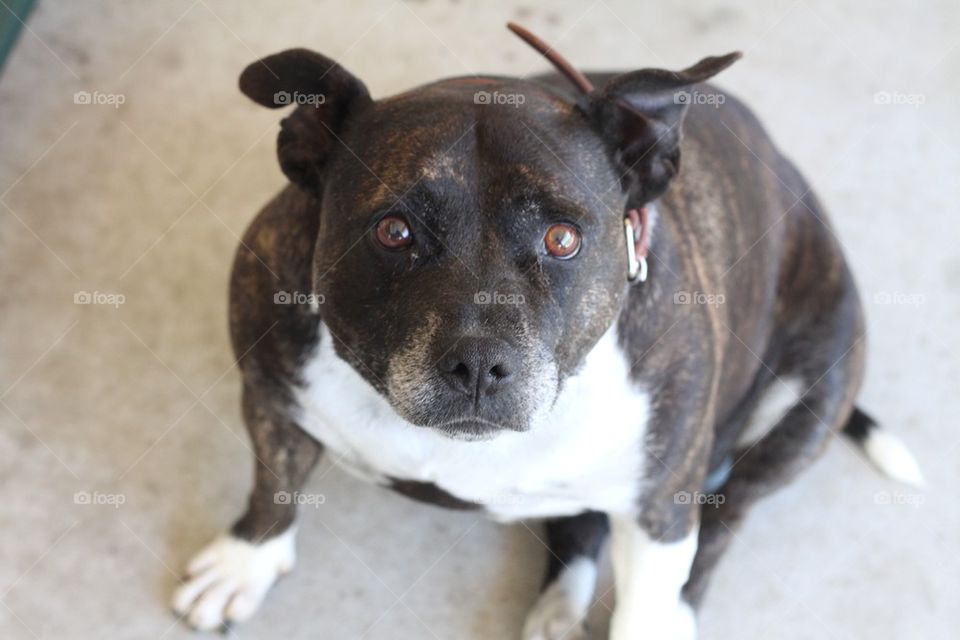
left=843, top=406, right=924, bottom=486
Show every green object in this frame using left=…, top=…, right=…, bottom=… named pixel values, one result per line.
left=0, top=0, right=35, bottom=75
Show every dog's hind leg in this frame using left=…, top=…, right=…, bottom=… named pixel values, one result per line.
left=682, top=362, right=859, bottom=608
left=171, top=384, right=323, bottom=630
left=523, top=511, right=608, bottom=640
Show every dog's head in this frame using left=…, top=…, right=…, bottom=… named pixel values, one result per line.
left=239, top=45, right=737, bottom=439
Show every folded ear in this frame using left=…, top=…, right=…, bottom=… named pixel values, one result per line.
left=239, top=49, right=372, bottom=194
left=587, top=52, right=741, bottom=205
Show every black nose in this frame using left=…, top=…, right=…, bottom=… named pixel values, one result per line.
left=438, top=337, right=519, bottom=398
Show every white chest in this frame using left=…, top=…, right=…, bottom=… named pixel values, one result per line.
left=292, top=325, right=651, bottom=521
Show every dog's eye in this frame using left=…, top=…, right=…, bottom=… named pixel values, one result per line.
left=544, top=223, right=581, bottom=259
left=375, top=216, right=413, bottom=250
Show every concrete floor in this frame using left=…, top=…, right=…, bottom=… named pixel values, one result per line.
left=0, top=1, right=956, bottom=638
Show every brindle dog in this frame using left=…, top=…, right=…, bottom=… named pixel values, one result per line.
left=172, top=26, right=920, bottom=639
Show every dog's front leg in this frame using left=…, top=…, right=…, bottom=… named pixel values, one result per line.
left=608, top=510, right=699, bottom=640
left=171, top=384, right=323, bottom=630
left=524, top=512, right=609, bottom=640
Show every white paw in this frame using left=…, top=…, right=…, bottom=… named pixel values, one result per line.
left=523, top=559, right=596, bottom=640
left=171, top=528, right=296, bottom=631
left=610, top=600, right=697, bottom=640
left=671, top=601, right=698, bottom=640
left=523, top=593, right=589, bottom=639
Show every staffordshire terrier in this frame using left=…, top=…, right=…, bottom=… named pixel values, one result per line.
left=172, top=23, right=922, bottom=639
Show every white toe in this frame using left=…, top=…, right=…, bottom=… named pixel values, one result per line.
left=228, top=574, right=279, bottom=623
left=225, top=587, right=267, bottom=623
left=188, top=580, right=234, bottom=630
left=171, top=568, right=218, bottom=614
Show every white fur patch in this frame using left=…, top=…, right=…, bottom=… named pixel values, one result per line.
left=735, top=377, right=804, bottom=447
left=523, top=558, right=597, bottom=640
left=294, top=322, right=650, bottom=521
left=608, top=517, right=698, bottom=640
left=171, top=528, right=296, bottom=630
left=863, top=428, right=925, bottom=486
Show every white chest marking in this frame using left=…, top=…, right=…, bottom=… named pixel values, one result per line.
left=293, top=324, right=651, bottom=521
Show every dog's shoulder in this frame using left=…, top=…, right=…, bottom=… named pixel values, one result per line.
left=229, top=185, right=321, bottom=389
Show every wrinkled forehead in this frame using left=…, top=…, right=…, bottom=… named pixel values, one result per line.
left=329, top=78, right=617, bottom=214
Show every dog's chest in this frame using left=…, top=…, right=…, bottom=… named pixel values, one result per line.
left=293, top=325, right=650, bottom=521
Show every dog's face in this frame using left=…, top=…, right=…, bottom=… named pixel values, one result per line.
left=316, top=80, right=628, bottom=437
left=239, top=48, right=738, bottom=438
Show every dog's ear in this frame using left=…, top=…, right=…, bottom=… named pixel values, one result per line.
left=587, top=52, right=740, bottom=205
left=239, top=49, right=372, bottom=194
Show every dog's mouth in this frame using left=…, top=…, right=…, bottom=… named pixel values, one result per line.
left=422, top=415, right=528, bottom=441
left=385, top=375, right=544, bottom=441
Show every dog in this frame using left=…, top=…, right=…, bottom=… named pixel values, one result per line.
left=172, top=23, right=922, bottom=639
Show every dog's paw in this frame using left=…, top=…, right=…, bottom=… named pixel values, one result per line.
left=609, top=600, right=697, bottom=640
left=522, top=577, right=592, bottom=639
left=171, top=528, right=296, bottom=631
left=523, top=590, right=589, bottom=639
left=663, top=601, right=697, bottom=640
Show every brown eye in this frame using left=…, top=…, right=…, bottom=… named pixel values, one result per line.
left=375, top=216, right=413, bottom=250
left=544, top=223, right=581, bottom=259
